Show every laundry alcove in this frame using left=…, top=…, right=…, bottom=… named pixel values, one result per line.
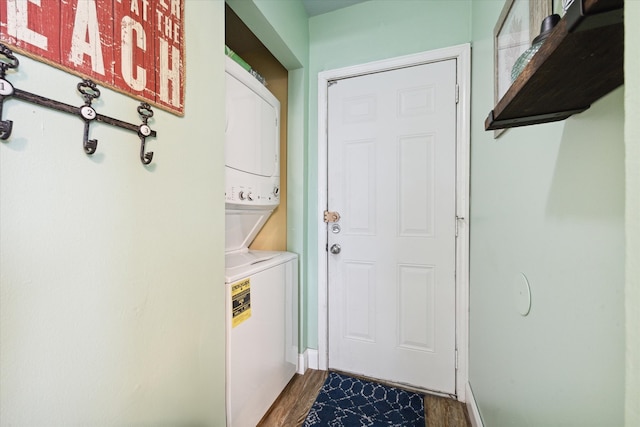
left=225, top=4, right=290, bottom=252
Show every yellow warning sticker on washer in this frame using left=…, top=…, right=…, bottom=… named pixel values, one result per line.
left=231, top=278, right=251, bottom=328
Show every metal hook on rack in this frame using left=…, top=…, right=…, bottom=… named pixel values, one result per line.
left=0, top=45, right=19, bottom=140
left=77, top=79, right=100, bottom=155
left=137, top=102, right=154, bottom=165
left=0, top=42, right=159, bottom=165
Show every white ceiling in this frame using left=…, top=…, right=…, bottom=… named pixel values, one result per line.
left=302, top=0, right=371, bottom=17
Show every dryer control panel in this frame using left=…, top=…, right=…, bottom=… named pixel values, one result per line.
left=225, top=167, right=280, bottom=207
left=225, top=185, right=280, bottom=205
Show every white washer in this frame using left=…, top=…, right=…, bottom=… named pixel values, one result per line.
left=225, top=250, right=298, bottom=427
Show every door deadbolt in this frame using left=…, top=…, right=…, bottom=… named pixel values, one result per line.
left=324, top=211, right=341, bottom=223
left=331, top=223, right=341, bottom=234
left=330, top=244, right=341, bottom=254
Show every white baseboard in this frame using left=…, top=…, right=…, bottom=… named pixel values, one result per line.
left=297, top=353, right=307, bottom=374
left=297, top=349, right=320, bottom=374
left=307, top=349, right=319, bottom=370
left=465, top=382, right=483, bottom=427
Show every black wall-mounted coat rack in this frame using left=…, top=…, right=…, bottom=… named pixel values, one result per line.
left=0, top=43, right=157, bottom=165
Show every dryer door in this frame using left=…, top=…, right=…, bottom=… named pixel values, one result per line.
left=226, top=72, right=278, bottom=178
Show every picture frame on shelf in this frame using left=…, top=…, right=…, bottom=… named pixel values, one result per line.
left=493, top=0, right=552, bottom=138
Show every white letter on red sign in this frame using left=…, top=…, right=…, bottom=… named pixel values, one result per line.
left=120, top=16, right=147, bottom=91
left=6, top=0, right=48, bottom=50
left=69, top=0, right=105, bottom=75
left=170, top=0, right=180, bottom=18
left=159, top=38, right=180, bottom=107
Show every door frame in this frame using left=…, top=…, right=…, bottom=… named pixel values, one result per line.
left=316, top=44, right=471, bottom=400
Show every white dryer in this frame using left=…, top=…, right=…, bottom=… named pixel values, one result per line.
left=224, top=56, right=298, bottom=427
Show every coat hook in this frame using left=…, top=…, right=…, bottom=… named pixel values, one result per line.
left=0, top=43, right=160, bottom=165
left=0, top=112, right=12, bottom=140
left=77, top=79, right=100, bottom=155
left=0, top=44, right=18, bottom=140
left=137, top=102, right=154, bottom=164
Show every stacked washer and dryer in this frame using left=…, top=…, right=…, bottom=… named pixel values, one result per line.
left=224, top=56, right=299, bottom=427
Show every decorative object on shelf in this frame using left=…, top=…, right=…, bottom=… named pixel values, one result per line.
left=493, top=0, right=552, bottom=138
left=484, top=0, right=624, bottom=131
left=0, top=43, right=158, bottom=165
left=511, top=14, right=561, bottom=82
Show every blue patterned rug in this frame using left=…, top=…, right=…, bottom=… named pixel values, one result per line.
left=303, top=371, right=425, bottom=426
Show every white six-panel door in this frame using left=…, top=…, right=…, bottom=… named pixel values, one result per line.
left=327, top=59, right=458, bottom=394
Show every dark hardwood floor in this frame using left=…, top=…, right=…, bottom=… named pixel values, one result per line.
left=257, top=369, right=471, bottom=427
left=257, top=369, right=328, bottom=427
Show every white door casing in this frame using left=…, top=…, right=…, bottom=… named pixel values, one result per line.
left=317, top=44, right=470, bottom=400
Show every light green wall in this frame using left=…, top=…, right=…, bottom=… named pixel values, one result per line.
left=307, top=0, right=472, bottom=350
left=470, top=1, right=625, bottom=426
left=226, top=0, right=309, bottom=69
left=0, top=2, right=226, bottom=425
left=625, top=0, right=640, bottom=425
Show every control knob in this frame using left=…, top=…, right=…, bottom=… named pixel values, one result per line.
left=239, top=191, right=253, bottom=201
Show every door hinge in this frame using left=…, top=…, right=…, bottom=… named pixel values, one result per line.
left=455, top=349, right=459, bottom=370
left=455, top=84, right=459, bottom=104
left=455, top=215, right=465, bottom=237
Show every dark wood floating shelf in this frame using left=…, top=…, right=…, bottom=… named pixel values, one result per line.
left=485, top=0, right=624, bottom=131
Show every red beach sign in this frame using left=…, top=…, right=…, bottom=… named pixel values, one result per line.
left=0, top=0, right=185, bottom=116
